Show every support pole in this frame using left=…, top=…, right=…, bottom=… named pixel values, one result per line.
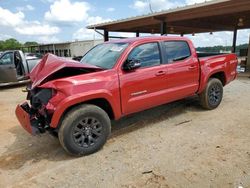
left=136, top=31, right=140, bottom=37
left=160, top=21, right=167, bottom=35
left=247, top=34, right=250, bottom=72
left=232, top=28, right=237, bottom=53
left=94, top=29, right=104, bottom=37
left=104, top=30, right=109, bottom=41
left=53, top=44, right=56, bottom=55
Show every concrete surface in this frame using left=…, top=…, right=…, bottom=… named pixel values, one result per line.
left=0, top=77, right=250, bottom=188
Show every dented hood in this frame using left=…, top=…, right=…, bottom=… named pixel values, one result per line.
left=29, top=54, right=102, bottom=87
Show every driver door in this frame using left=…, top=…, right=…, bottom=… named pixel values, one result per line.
left=119, top=42, right=168, bottom=115
left=0, top=52, right=18, bottom=83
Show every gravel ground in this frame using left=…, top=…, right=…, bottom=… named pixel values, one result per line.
left=0, top=76, right=250, bottom=188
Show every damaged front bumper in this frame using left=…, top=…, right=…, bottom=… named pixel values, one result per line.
left=15, top=102, right=47, bottom=135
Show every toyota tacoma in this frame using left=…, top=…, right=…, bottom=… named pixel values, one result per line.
left=15, top=36, right=238, bottom=156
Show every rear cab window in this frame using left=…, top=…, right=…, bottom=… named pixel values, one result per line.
left=127, top=42, right=161, bottom=68
left=162, top=41, right=191, bottom=63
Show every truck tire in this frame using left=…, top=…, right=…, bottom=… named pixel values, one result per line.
left=199, top=78, right=223, bottom=110
left=58, top=104, right=111, bottom=156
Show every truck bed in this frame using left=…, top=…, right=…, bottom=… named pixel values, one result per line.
left=197, top=52, right=238, bottom=94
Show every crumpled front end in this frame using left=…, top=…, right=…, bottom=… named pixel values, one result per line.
left=16, top=103, right=43, bottom=135
left=15, top=54, right=103, bottom=135
left=15, top=87, right=55, bottom=135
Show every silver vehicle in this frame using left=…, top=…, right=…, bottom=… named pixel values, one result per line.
left=0, top=50, right=41, bottom=87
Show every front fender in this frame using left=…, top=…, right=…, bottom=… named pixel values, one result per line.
left=50, top=90, right=121, bottom=128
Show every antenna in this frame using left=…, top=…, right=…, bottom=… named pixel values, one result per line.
left=148, top=0, right=153, bottom=13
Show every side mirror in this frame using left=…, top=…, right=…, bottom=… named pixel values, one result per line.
left=123, top=59, right=141, bottom=71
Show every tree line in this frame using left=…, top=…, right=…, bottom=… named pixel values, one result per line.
left=0, top=38, right=248, bottom=53
left=0, top=38, right=38, bottom=51
left=196, top=43, right=248, bottom=54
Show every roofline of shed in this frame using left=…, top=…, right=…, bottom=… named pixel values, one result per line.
left=87, top=0, right=229, bottom=29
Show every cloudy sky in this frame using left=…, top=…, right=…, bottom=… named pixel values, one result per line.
left=0, top=0, right=249, bottom=47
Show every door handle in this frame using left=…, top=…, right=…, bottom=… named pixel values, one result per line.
left=188, top=65, right=196, bottom=70
left=155, top=71, right=166, bottom=76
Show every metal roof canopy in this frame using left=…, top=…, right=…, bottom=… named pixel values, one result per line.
left=87, top=0, right=250, bottom=53
left=87, top=0, right=250, bottom=64
left=87, top=0, right=250, bottom=34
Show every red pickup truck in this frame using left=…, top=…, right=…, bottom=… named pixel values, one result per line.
left=16, top=36, right=237, bottom=156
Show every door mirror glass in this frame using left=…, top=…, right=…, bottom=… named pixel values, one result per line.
left=123, top=59, right=141, bottom=71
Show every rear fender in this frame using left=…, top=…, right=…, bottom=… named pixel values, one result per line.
left=198, top=68, right=226, bottom=94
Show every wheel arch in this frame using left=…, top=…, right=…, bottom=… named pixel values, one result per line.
left=50, top=96, right=117, bottom=129
left=209, top=71, right=226, bottom=86
left=198, top=70, right=226, bottom=94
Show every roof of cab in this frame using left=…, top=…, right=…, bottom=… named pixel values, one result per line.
left=105, top=36, right=191, bottom=44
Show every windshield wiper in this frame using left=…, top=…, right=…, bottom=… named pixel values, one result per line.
left=81, top=61, right=106, bottom=70
left=93, top=65, right=107, bottom=70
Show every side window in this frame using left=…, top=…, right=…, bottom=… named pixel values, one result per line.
left=163, top=41, right=191, bottom=63
left=128, top=43, right=161, bottom=68
left=0, top=53, right=13, bottom=65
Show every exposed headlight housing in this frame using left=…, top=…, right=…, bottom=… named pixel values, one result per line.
left=31, top=89, right=53, bottom=110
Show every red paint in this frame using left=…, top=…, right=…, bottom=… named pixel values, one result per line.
left=15, top=104, right=35, bottom=135
left=16, top=36, right=238, bottom=132
left=29, top=54, right=102, bottom=88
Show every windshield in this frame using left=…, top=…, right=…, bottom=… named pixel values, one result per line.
left=80, top=42, right=129, bottom=69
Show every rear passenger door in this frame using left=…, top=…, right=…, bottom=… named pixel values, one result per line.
left=162, top=41, right=199, bottom=100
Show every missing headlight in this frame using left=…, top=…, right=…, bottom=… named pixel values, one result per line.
left=31, top=89, right=53, bottom=110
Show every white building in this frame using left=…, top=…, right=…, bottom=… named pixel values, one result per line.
left=27, top=39, right=103, bottom=58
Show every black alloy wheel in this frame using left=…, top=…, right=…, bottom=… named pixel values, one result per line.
left=208, top=83, right=222, bottom=106
left=72, top=117, right=103, bottom=148
left=199, top=78, right=223, bottom=110
left=59, top=104, right=111, bottom=156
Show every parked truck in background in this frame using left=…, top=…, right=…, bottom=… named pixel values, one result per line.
left=15, top=36, right=238, bottom=156
left=0, top=50, right=41, bottom=87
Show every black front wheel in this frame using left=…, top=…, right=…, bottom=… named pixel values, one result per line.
left=58, top=104, right=111, bottom=156
left=199, top=78, right=223, bottom=110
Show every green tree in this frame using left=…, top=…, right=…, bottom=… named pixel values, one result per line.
left=2, top=38, right=22, bottom=50
left=24, top=41, right=38, bottom=46
left=22, top=41, right=39, bottom=52
left=0, top=40, right=4, bottom=51
left=196, top=43, right=248, bottom=54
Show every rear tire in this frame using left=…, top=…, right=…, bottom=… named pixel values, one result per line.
left=199, top=78, right=223, bottom=110
left=58, top=104, right=111, bottom=156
